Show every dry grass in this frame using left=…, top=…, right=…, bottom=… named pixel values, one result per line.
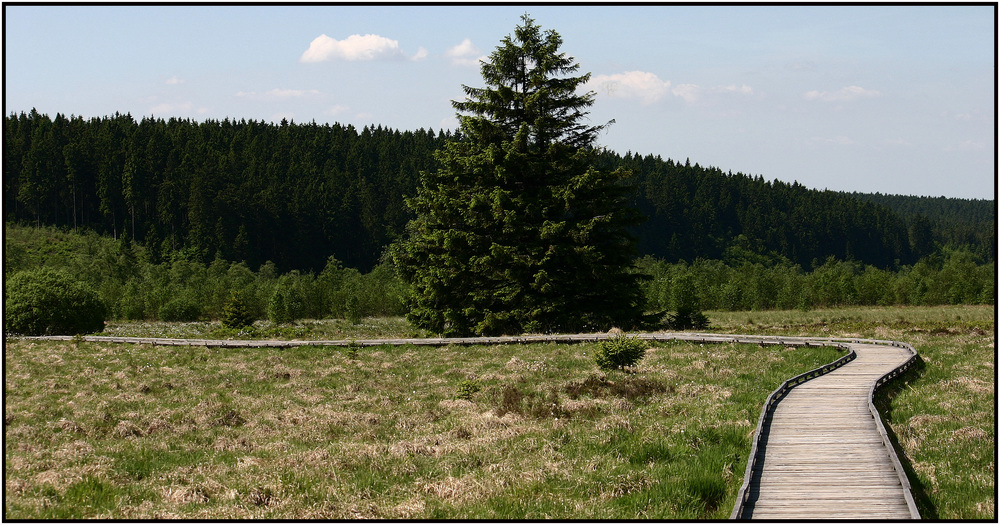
left=7, top=305, right=990, bottom=519
left=4, top=335, right=840, bottom=519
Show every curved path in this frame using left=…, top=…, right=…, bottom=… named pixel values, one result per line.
left=22, top=331, right=919, bottom=519
left=732, top=341, right=920, bottom=519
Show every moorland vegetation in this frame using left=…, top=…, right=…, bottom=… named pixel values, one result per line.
left=4, top=307, right=992, bottom=519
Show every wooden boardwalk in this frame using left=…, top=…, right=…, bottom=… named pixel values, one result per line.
left=734, top=342, right=920, bottom=519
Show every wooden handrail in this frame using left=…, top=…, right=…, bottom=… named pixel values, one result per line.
left=728, top=341, right=856, bottom=519
left=729, top=338, right=921, bottom=520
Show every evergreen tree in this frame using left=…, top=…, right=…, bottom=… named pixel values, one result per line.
left=394, top=15, right=648, bottom=336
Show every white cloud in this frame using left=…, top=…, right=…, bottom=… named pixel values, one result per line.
left=440, top=115, right=459, bottom=131
left=587, top=71, right=672, bottom=104
left=267, top=88, right=320, bottom=98
left=325, top=105, right=350, bottom=117
left=413, top=47, right=429, bottom=61
left=446, top=38, right=486, bottom=66
left=165, top=76, right=185, bottom=85
left=300, top=33, right=416, bottom=62
left=804, top=85, right=881, bottom=102
left=944, top=140, right=987, bottom=152
left=587, top=72, right=753, bottom=106
left=671, top=83, right=701, bottom=103
left=149, top=102, right=191, bottom=114
left=148, top=101, right=208, bottom=116
left=884, top=137, right=914, bottom=148
left=715, top=84, right=753, bottom=95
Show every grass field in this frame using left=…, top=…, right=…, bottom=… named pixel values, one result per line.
left=4, top=305, right=994, bottom=519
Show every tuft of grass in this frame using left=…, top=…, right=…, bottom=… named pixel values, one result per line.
left=455, top=379, right=481, bottom=401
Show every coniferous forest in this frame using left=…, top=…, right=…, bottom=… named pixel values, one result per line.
left=5, top=110, right=993, bottom=273
left=3, top=110, right=995, bottom=326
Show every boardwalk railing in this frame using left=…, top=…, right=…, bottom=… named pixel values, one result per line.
left=867, top=341, right=922, bottom=520
left=17, top=332, right=854, bottom=348
left=729, top=338, right=922, bottom=520
left=728, top=341, right=857, bottom=519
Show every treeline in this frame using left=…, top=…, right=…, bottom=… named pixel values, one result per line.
left=5, top=110, right=993, bottom=274
left=638, top=249, right=994, bottom=313
left=608, top=153, right=923, bottom=269
left=4, top=110, right=445, bottom=272
left=4, top=224, right=407, bottom=324
left=5, top=224, right=992, bottom=327
left=851, top=192, right=995, bottom=261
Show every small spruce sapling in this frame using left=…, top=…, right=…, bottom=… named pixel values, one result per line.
left=594, top=335, right=647, bottom=371
left=221, top=291, right=255, bottom=329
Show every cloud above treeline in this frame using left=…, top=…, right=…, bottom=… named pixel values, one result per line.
left=300, top=33, right=427, bottom=62
left=446, top=38, right=486, bottom=66
left=587, top=71, right=672, bottom=104
left=586, top=71, right=753, bottom=105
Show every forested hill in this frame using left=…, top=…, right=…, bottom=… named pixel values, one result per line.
left=4, top=111, right=992, bottom=272
left=849, top=192, right=995, bottom=260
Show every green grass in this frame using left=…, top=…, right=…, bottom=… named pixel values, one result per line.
left=5, top=305, right=993, bottom=519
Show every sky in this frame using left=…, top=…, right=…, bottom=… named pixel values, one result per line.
left=4, top=4, right=995, bottom=199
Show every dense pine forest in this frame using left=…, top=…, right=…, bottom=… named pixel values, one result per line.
left=851, top=191, right=995, bottom=261
left=6, top=111, right=993, bottom=275
left=4, top=110, right=995, bottom=328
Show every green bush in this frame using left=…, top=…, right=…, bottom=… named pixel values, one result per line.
left=158, top=296, right=201, bottom=322
left=221, top=291, right=255, bottom=329
left=594, top=335, right=647, bottom=371
left=456, top=379, right=481, bottom=401
left=267, top=280, right=304, bottom=324
left=4, top=268, right=107, bottom=335
left=665, top=307, right=710, bottom=330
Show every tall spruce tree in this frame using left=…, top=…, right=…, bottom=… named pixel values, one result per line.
left=394, top=15, right=649, bottom=336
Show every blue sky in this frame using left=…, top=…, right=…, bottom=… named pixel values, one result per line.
left=4, top=4, right=995, bottom=199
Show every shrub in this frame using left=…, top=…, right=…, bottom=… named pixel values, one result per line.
left=158, top=296, right=201, bottom=322
left=456, top=379, right=481, bottom=401
left=594, top=335, right=647, bottom=371
left=267, top=284, right=301, bottom=324
left=4, top=268, right=107, bottom=335
left=345, top=295, right=362, bottom=325
left=665, top=307, right=710, bottom=330
left=221, top=291, right=255, bottom=329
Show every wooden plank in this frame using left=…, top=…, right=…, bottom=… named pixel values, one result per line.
left=739, top=342, right=919, bottom=520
